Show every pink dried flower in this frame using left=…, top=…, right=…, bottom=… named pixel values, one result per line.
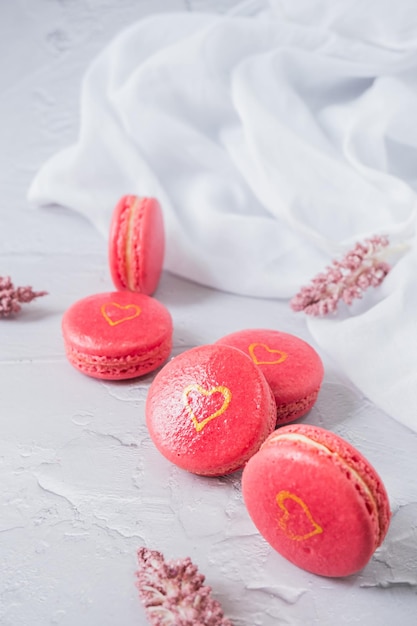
left=0, top=275, right=48, bottom=318
left=136, top=547, right=232, bottom=626
left=290, top=235, right=391, bottom=316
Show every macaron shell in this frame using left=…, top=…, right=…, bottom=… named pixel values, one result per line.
left=134, top=196, right=165, bottom=294
left=109, top=195, right=165, bottom=295
left=146, top=344, right=277, bottom=476
left=216, top=329, right=324, bottom=423
left=62, top=291, right=172, bottom=379
left=270, top=424, right=391, bottom=546
left=242, top=425, right=391, bottom=577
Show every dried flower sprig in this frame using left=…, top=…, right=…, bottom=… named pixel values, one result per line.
left=136, top=547, right=232, bottom=626
left=0, top=275, right=48, bottom=318
left=290, top=235, right=391, bottom=316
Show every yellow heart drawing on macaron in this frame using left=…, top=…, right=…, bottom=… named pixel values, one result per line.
left=101, top=302, right=141, bottom=326
left=249, top=342, right=288, bottom=365
left=183, top=384, right=232, bottom=432
left=276, top=490, right=323, bottom=541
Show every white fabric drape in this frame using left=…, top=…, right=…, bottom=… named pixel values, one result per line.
left=29, top=0, right=417, bottom=431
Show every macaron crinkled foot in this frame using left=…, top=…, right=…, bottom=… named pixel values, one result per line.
left=62, top=291, right=173, bottom=380
left=216, top=329, right=324, bottom=425
left=242, top=424, right=391, bottom=578
left=146, top=344, right=277, bottom=476
left=109, top=195, right=165, bottom=295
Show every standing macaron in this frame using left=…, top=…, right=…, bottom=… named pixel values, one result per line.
left=216, top=329, right=324, bottom=424
left=109, top=195, right=165, bottom=295
left=242, top=424, right=391, bottom=577
left=62, top=291, right=173, bottom=380
left=146, top=344, right=277, bottom=476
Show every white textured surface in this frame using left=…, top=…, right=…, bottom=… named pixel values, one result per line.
left=1, top=1, right=417, bottom=625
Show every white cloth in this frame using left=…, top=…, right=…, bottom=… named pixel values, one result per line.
left=29, top=0, right=417, bottom=431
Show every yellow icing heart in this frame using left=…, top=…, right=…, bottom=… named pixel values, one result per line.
left=249, top=342, right=288, bottom=365
left=101, top=302, right=141, bottom=326
left=183, top=384, right=232, bottom=432
left=276, top=491, right=323, bottom=541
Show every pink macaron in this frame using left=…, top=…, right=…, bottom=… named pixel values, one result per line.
left=216, top=329, right=324, bottom=424
left=242, top=424, right=391, bottom=577
left=146, top=344, right=277, bottom=476
left=62, top=291, right=172, bottom=380
left=109, top=195, right=165, bottom=295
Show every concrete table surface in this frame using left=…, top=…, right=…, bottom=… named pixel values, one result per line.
left=1, top=1, right=417, bottom=625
